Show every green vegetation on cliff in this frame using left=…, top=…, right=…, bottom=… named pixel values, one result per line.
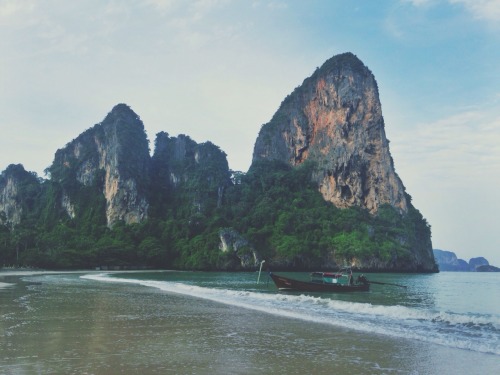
left=223, top=160, right=432, bottom=270
left=0, top=97, right=435, bottom=271
left=0, top=159, right=433, bottom=271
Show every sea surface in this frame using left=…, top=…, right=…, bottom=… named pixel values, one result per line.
left=0, top=270, right=499, bottom=374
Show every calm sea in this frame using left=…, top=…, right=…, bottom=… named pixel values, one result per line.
left=1, top=270, right=499, bottom=374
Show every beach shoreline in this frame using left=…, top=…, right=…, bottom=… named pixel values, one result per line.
left=1, top=271, right=498, bottom=374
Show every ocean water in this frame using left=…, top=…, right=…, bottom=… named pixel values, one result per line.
left=1, top=270, right=499, bottom=374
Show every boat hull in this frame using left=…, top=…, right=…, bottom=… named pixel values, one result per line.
left=270, top=273, right=369, bottom=292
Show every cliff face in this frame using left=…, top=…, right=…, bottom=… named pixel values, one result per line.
left=50, top=104, right=150, bottom=227
left=8, top=105, right=231, bottom=232
left=0, top=164, right=41, bottom=228
left=253, top=53, right=407, bottom=214
left=151, top=132, right=232, bottom=215
left=434, top=250, right=498, bottom=271
left=219, top=228, right=259, bottom=269
left=0, top=170, right=22, bottom=226
left=252, top=53, right=436, bottom=272
left=0, top=60, right=437, bottom=272
left=469, top=257, right=489, bottom=269
left=0, top=103, right=236, bottom=269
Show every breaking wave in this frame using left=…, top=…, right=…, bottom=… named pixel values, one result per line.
left=81, top=273, right=500, bottom=355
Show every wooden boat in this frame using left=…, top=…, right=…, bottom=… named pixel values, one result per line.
left=269, top=268, right=370, bottom=292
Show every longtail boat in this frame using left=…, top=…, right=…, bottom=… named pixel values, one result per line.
left=269, top=267, right=370, bottom=292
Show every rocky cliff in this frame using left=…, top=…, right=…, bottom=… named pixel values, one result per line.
left=0, top=164, right=40, bottom=227
left=49, top=104, right=150, bottom=227
left=0, top=103, right=235, bottom=269
left=434, top=249, right=499, bottom=271
left=219, top=228, right=259, bottom=269
left=432, top=249, right=470, bottom=271
left=469, top=257, right=489, bottom=270
left=0, top=55, right=437, bottom=272
left=47, top=106, right=231, bottom=229
left=151, top=132, right=232, bottom=216
left=252, top=52, right=435, bottom=272
left=0, top=167, right=23, bottom=226
left=253, top=53, right=407, bottom=214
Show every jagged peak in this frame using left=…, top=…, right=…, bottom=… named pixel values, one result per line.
left=315, top=52, right=370, bottom=77
left=102, top=103, right=144, bottom=129
left=271, top=53, right=375, bottom=122
left=2, top=164, right=28, bottom=177
left=1, top=164, right=41, bottom=183
left=253, top=51, right=407, bottom=215
left=110, top=103, right=137, bottom=116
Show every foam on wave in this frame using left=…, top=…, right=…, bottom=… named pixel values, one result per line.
left=81, top=273, right=500, bottom=355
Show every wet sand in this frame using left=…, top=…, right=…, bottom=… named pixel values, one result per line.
left=1, top=272, right=498, bottom=374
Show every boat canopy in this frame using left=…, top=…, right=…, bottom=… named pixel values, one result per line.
left=311, top=268, right=352, bottom=278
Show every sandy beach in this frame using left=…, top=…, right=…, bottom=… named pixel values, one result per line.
left=1, top=271, right=499, bottom=374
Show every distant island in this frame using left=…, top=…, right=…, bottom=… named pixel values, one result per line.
left=433, top=249, right=500, bottom=272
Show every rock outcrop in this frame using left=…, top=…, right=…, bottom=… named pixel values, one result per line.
left=0, top=164, right=40, bottom=227
left=0, top=54, right=439, bottom=272
left=219, top=228, right=260, bottom=269
left=433, top=249, right=499, bottom=271
left=476, top=264, right=500, bottom=272
left=0, top=168, right=23, bottom=226
left=469, top=257, right=489, bottom=270
left=433, top=249, right=470, bottom=271
left=1, top=104, right=233, bottom=230
left=253, top=52, right=407, bottom=214
left=49, top=104, right=150, bottom=227
left=252, top=52, right=435, bottom=272
left=151, top=132, right=232, bottom=214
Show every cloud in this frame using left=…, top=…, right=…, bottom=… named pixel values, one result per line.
left=392, top=105, right=500, bottom=187
left=404, top=0, right=500, bottom=23
left=388, top=102, right=500, bottom=264
left=449, top=0, right=500, bottom=22
left=403, top=0, right=434, bottom=6
left=385, top=1, right=452, bottom=41
left=0, top=0, right=35, bottom=25
left=143, top=0, right=178, bottom=11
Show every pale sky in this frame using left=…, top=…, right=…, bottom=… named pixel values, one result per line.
left=1, top=0, right=499, bottom=266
